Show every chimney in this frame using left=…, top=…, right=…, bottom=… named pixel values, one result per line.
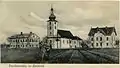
left=21, top=32, right=23, bottom=35
left=30, top=32, right=32, bottom=34
left=96, top=27, right=99, bottom=31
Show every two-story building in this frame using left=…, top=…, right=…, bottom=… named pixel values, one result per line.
left=7, top=32, right=40, bottom=48
left=88, top=27, right=118, bottom=48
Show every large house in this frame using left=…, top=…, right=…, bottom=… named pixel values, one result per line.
left=88, top=27, right=118, bottom=48
left=46, top=7, right=82, bottom=49
left=7, top=32, right=40, bottom=48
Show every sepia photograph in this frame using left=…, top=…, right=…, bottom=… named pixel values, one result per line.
left=0, top=0, right=119, bottom=64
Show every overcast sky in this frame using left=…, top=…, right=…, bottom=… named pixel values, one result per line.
left=0, top=0, right=119, bottom=43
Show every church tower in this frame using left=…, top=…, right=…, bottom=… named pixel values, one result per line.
left=47, top=6, right=58, bottom=37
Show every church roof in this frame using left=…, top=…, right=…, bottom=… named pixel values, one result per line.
left=88, top=27, right=117, bottom=36
left=57, top=30, right=82, bottom=40
left=72, top=36, right=82, bottom=40
left=58, top=30, right=74, bottom=39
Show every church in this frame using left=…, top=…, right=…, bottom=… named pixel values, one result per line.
left=46, top=7, right=82, bottom=49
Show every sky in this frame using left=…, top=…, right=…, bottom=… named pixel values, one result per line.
left=0, top=0, right=119, bottom=43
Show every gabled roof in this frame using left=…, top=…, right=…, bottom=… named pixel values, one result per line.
left=88, top=27, right=117, bottom=36
left=57, top=29, right=74, bottom=39
left=8, top=32, right=39, bottom=39
left=8, top=34, right=30, bottom=39
left=57, top=30, right=82, bottom=40
left=72, top=36, right=82, bottom=40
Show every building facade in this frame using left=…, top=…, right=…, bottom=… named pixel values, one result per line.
left=88, top=27, right=118, bottom=48
left=46, top=7, right=82, bottom=49
left=7, top=32, right=40, bottom=48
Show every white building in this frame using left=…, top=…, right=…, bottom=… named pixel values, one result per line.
left=88, top=27, right=118, bottom=48
left=46, top=7, right=82, bottom=49
left=7, top=32, right=40, bottom=48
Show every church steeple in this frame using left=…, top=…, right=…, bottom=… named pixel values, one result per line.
left=48, top=5, right=56, bottom=21
left=47, top=5, right=58, bottom=37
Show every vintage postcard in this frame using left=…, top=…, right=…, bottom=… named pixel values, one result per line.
left=0, top=0, right=119, bottom=68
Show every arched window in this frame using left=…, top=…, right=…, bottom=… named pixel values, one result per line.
left=49, top=22, right=51, bottom=25
left=50, top=26, right=51, bottom=30
left=63, top=40, right=64, bottom=44
left=55, top=26, right=56, bottom=29
left=50, top=32, right=52, bottom=35
left=106, top=37, right=109, bottom=41
left=100, top=37, right=102, bottom=41
left=106, top=43, right=108, bottom=46
left=23, top=39, right=24, bottom=42
left=21, top=39, right=22, bottom=42
left=69, top=40, right=71, bottom=43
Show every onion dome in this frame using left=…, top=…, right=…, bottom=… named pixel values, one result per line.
left=49, top=8, right=56, bottom=20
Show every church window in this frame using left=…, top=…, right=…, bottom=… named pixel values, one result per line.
left=100, top=37, right=102, bottom=41
left=106, top=43, right=108, bottom=46
left=50, top=26, right=51, bottom=30
left=67, top=40, right=69, bottom=44
left=69, top=40, right=71, bottom=43
left=49, top=22, right=51, bottom=25
left=63, top=40, right=64, bottom=44
left=50, top=32, right=52, bottom=35
left=106, top=37, right=109, bottom=41
left=55, top=22, right=56, bottom=24
left=55, top=26, right=56, bottom=29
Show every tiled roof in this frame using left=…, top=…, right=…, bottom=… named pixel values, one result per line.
left=8, top=32, right=37, bottom=39
left=88, top=27, right=117, bottom=36
left=58, top=30, right=74, bottom=38
left=72, top=36, right=82, bottom=40
left=57, top=30, right=82, bottom=40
